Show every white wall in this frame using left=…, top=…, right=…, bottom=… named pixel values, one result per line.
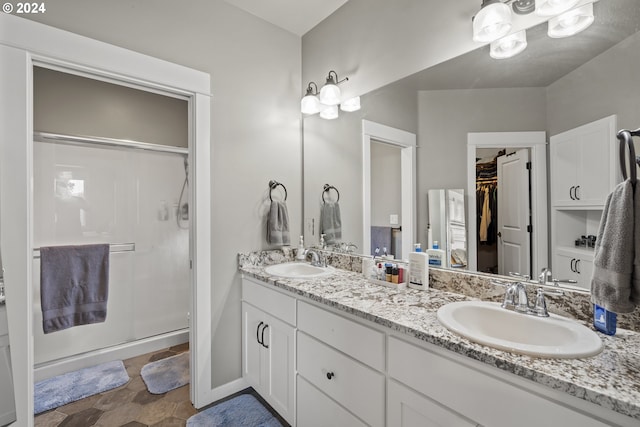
left=547, top=31, right=640, bottom=137
left=371, top=141, right=402, bottom=227
left=22, top=0, right=301, bottom=388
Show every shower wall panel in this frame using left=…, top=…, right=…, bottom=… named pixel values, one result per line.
left=32, top=140, right=189, bottom=365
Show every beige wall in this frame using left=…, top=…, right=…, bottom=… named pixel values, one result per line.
left=34, top=67, right=188, bottom=147
left=23, top=0, right=301, bottom=388
left=371, top=141, right=402, bottom=228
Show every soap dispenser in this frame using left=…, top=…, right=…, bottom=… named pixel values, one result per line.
left=296, top=235, right=306, bottom=260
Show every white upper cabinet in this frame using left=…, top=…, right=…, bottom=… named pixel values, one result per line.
left=550, top=115, right=618, bottom=207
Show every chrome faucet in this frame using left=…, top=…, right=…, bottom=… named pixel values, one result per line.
left=304, top=249, right=326, bottom=268
left=538, top=267, right=552, bottom=285
left=502, top=282, right=549, bottom=317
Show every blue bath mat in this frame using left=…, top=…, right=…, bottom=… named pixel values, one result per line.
left=34, top=360, right=129, bottom=414
left=187, top=394, right=282, bottom=427
left=141, top=351, right=190, bottom=394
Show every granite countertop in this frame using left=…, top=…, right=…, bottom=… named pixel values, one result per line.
left=239, top=260, right=640, bottom=422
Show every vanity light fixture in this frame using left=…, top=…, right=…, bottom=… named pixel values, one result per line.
left=490, top=30, right=527, bottom=59
left=301, top=82, right=321, bottom=115
left=535, top=0, right=580, bottom=16
left=473, top=0, right=597, bottom=60
left=319, top=70, right=348, bottom=106
left=472, top=0, right=513, bottom=43
left=547, top=3, right=594, bottom=38
left=302, top=70, right=360, bottom=119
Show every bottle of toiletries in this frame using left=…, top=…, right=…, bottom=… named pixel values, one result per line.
left=296, top=236, right=306, bottom=260
left=427, top=241, right=445, bottom=267
left=362, top=257, right=375, bottom=280
left=377, top=263, right=384, bottom=281
left=385, top=263, right=393, bottom=282
left=408, top=243, right=429, bottom=291
left=391, top=265, right=399, bottom=284
left=593, top=304, right=617, bottom=335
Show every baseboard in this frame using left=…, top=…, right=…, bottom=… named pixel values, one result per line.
left=34, top=329, right=189, bottom=382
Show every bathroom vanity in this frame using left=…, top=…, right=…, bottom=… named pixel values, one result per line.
left=239, top=252, right=640, bottom=427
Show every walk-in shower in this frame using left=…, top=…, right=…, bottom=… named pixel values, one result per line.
left=32, top=66, right=191, bottom=381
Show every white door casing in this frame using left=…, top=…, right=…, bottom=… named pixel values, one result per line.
left=0, top=14, right=213, bottom=425
left=363, top=120, right=417, bottom=260
left=467, top=132, right=547, bottom=274
left=497, top=148, right=531, bottom=277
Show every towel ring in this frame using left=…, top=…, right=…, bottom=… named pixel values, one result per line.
left=617, top=129, right=639, bottom=183
left=268, top=180, right=287, bottom=202
left=322, top=184, right=340, bottom=203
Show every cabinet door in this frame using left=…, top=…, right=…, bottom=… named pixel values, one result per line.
left=554, top=253, right=593, bottom=290
left=263, top=314, right=295, bottom=424
left=388, top=380, right=477, bottom=427
left=297, top=375, right=367, bottom=427
left=577, top=124, right=614, bottom=205
left=550, top=135, right=579, bottom=206
left=242, top=302, right=266, bottom=390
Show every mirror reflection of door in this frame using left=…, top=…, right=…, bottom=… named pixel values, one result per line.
left=476, top=147, right=532, bottom=277
left=370, top=140, right=402, bottom=259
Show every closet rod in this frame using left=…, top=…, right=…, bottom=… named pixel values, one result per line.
left=34, top=131, right=188, bottom=155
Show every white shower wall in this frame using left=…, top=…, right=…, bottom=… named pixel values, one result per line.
left=32, top=140, right=189, bottom=365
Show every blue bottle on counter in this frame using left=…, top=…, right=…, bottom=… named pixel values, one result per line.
left=593, top=304, right=617, bottom=335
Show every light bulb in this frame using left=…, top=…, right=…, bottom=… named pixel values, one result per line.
left=319, top=104, right=339, bottom=120
left=490, top=30, right=527, bottom=59
left=473, top=1, right=512, bottom=43
left=320, top=83, right=341, bottom=106
left=535, top=0, right=580, bottom=16
left=301, top=94, right=320, bottom=115
left=548, top=3, right=594, bottom=38
left=340, top=96, right=361, bottom=112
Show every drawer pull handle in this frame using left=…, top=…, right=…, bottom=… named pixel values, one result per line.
left=261, top=324, right=269, bottom=349
left=256, top=321, right=264, bottom=345
left=326, top=372, right=335, bottom=380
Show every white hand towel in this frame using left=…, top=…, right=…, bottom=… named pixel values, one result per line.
left=591, top=179, right=636, bottom=313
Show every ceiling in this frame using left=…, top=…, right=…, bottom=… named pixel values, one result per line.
left=223, top=0, right=348, bottom=36
left=393, top=0, right=640, bottom=91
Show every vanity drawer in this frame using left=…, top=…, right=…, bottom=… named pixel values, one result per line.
left=388, top=336, right=610, bottom=427
left=297, top=331, right=385, bottom=427
left=242, top=279, right=295, bottom=325
left=297, top=375, right=367, bottom=427
left=297, top=300, right=384, bottom=370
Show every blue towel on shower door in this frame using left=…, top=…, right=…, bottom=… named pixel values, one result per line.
left=40, top=244, right=110, bottom=334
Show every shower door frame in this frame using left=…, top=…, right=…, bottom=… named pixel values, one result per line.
left=0, top=13, right=214, bottom=423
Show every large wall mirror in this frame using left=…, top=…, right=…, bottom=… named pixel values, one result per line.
left=302, top=0, right=640, bottom=281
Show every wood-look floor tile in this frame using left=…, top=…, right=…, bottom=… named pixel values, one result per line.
left=58, top=407, right=103, bottom=427
left=133, top=389, right=164, bottom=405
left=150, top=417, right=185, bottom=427
left=94, top=388, right=137, bottom=411
left=56, top=393, right=102, bottom=416
left=172, top=401, right=197, bottom=420
left=93, top=402, right=142, bottom=426
left=34, top=410, right=67, bottom=427
left=165, top=385, right=189, bottom=403
left=147, top=351, right=174, bottom=363
left=126, top=376, right=148, bottom=392
left=169, top=343, right=189, bottom=353
left=136, top=400, right=178, bottom=425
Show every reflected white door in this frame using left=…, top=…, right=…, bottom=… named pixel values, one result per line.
left=497, top=149, right=531, bottom=277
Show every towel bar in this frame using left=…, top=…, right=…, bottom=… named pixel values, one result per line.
left=33, top=243, right=135, bottom=259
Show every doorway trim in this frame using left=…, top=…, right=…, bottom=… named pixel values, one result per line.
left=466, top=131, right=548, bottom=276
left=0, top=14, right=213, bottom=423
left=363, top=120, right=416, bottom=259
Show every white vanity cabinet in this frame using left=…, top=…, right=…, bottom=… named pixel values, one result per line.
left=297, top=301, right=385, bottom=427
left=241, top=279, right=295, bottom=424
left=550, top=115, right=619, bottom=287
left=550, top=115, right=618, bottom=208
left=388, top=336, right=614, bottom=427
left=553, top=248, right=594, bottom=290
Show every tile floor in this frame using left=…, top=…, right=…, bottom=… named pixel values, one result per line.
left=34, top=344, right=288, bottom=427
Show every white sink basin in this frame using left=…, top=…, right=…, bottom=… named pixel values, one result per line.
left=437, top=301, right=603, bottom=358
left=264, top=262, right=333, bottom=279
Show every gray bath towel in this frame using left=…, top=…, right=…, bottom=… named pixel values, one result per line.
left=40, top=244, right=110, bottom=334
left=321, top=202, right=342, bottom=244
left=591, top=180, right=637, bottom=313
left=266, top=201, right=290, bottom=245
